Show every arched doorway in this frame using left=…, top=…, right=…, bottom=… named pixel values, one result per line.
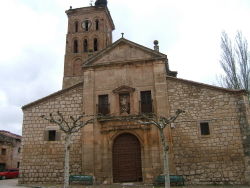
left=112, top=133, right=143, bottom=183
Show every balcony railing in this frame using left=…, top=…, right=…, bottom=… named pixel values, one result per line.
left=139, top=100, right=153, bottom=114
left=97, top=103, right=110, bottom=115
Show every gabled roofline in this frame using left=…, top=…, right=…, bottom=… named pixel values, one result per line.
left=22, top=82, right=83, bottom=110
left=166, top=76, right=247, bottom=94
left=0, top=130, right=21, bottom=140
left=83, top=37, right=167, bottom=66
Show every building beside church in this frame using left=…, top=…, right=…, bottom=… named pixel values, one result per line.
left=19, top=1, right=250, bottom=185
left=0, top=131, right=21, bottom=170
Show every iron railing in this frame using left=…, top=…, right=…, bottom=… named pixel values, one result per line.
left=139, top=100, right=153, bottom=114
left=97, top=103, right=110, bottom=115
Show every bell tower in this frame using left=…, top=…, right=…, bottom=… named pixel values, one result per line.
left=63, top=1, right=115, bottom=89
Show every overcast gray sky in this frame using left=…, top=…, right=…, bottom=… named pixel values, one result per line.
left=0, top=0, right=250, bottom=135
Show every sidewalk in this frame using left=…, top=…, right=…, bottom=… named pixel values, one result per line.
left=23, top=184, right=250, bottom=188
left=5, top=179, right=249, bottom=188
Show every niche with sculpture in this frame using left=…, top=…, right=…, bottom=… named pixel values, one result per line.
left=113, top=85, right=135, bottom=115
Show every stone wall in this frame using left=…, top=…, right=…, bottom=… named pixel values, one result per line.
left=166, top=77, right=247, bottom=184
left=19, top=84, right=83, bottom=184
left=237, top=95, right=250, bottom=184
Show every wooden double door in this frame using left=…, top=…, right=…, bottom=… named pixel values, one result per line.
left=112, top=133, right=143, bottom=183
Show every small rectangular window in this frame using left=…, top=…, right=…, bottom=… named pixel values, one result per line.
left=94, top=38, right=98, bottom=51
left=95, top=20, right=99, bottom=30
left=75, top=21, right=78, bottom=33
left=98, top=95, right=109, bottom=115
left=48, top=130, right=56, bottom=141
left=83, top=39, right=88, bottom=52
left=73, top=40, right=78, bottom=53
left=1, top=148, right=6, bottom=155
left=200, top=122, right=210, bottom=135
left=84, top=20, right=89, bottom=31
left=44, top=130, right=60, bottom=141
left=140, top=91, right=152, bottom=113
left=0, top=163, right=5, bottom=171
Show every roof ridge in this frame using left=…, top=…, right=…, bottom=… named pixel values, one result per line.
left=22, top=82, right=83, bottom=110
left=0, top=130, right=21, bottom=139
left=166, top=76, right=247, bottom=94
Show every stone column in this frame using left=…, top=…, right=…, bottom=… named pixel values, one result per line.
left=152, top=60, right=173, bottom=173
left=82, top=69, right=95, bottom=175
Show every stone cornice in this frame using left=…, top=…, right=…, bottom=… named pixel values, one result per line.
left=83, top=57, right=165, bottom=69
left=113, top=85, right=135, bottom=94
left=100, top=123, right=150, bottom=134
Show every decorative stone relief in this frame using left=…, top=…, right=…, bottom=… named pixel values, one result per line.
left=113, top=85, right=135, bottom=115
left=119, top=93, right=130, bottom=114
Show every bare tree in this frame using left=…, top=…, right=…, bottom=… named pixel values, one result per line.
left=41, top=110, right=184, bottom=188
left=219, top=31, right=249, bottom=91
left=138, top=110, right=185, bottom=188
left=41, top=112, right=96, bottom=188
left=235, top=32, right=250, bottom=91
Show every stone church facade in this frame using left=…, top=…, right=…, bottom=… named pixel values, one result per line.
left=19, top=1, right=250, bottom=185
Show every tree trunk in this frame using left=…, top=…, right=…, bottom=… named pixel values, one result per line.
left=159, top=128, right=170, bottom=188
left=64, top=134, right=71, bottom=188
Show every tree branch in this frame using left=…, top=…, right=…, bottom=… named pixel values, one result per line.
left=40, top=112, right=96, bottom=134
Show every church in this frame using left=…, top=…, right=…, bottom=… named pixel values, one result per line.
left=19, top=0, right=250, bottom=185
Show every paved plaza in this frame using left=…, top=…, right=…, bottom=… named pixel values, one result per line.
left=0, top=179, right=249, bottom=188
left=0, top=179, right=28, bottom=188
